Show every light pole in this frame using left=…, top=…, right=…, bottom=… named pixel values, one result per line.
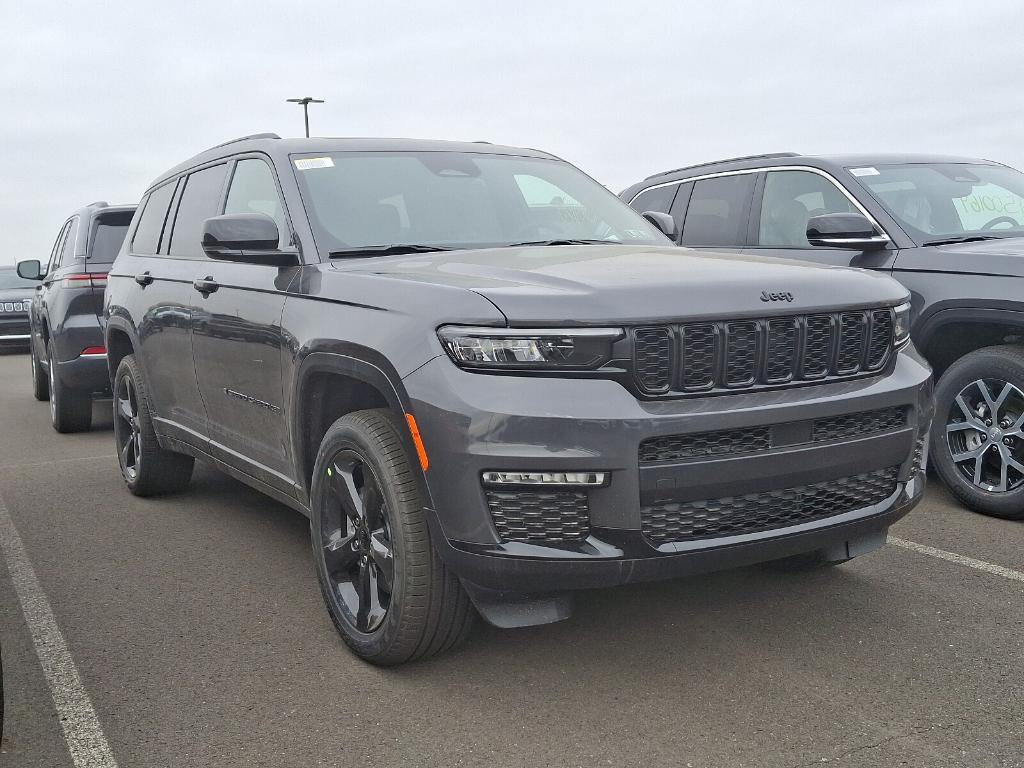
left=286, top=97, right=325, bottom=138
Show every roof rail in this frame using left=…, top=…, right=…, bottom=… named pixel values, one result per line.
left=206, top=132, right=282, bottom=151
left=85, top=201, right=109, bottom=208
left=644, top=152, right=800, bottom=181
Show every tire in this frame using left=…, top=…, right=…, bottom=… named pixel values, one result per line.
left=47, top=340, right=91, bottom=433
left=931, top=345, right=1024, bottom=520
left=30, top=342, right=49, bottom=401
left=112, top=354, right=194, bottom=496
left=763, top=551, right=851, bottom=572
left=310, top=409, right=474, bottom=665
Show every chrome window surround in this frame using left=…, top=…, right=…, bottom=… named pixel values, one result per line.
left=627, top=165, right=892, bottom=244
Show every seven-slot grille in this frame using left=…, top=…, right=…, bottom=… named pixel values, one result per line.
left=1, top=301, right=29, bottom=313
left=640, top=466, right=900, bottom=545
left=632, top=308, right=895, bottom=396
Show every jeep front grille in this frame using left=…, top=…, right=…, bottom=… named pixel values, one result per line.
left=631, top=308, right=895, bottom=396
left=640, top=466, right=900, bottom=545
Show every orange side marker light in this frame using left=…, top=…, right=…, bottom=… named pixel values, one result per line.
left=405, top=413, right=430, bottom=472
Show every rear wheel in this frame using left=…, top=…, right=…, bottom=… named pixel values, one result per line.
left=113, top=354, right=194, bottom=496
left=47, top=340, right=91, bottom=433
left=30, top=342, right=49, bottom=401
left=310, top=409, right=474, bottom=665
left=932, top=345, right=1024, bottom=520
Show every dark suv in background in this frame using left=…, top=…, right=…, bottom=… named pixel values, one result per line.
left=105, top=134, right=930, bottom=664
left=18, top=201, right=135, bottom=432
left=623, top=153, right=1024, bottom=520
left=0, top=267, right=35, bottom=351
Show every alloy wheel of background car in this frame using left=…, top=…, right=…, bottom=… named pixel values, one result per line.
left=114, top=373, right=143, bottom=482
left=112, top=354, right=194, bottom=496
left=932, top=345, right=1024, bottom=520
left=318, top=451, right=393, bottom=634
left=46, top=339, right=92, bottom=433
left=945, top=379, right=1024, bottom=493
left=30, top=344, right=49, bottom=401
left=310, top=409, right=474, bottom=665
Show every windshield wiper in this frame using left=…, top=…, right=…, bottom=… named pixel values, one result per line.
left=328, top=244, right=454, bottom=259
left=922, top=235, right=1002, bottom=247
left=503, top=239, right=618, bottom=248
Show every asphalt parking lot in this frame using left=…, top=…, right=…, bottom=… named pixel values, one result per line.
left=0, top=350, right=1021, bottom=768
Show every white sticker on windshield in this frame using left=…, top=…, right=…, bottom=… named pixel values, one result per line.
left=849, top=166, right=880, bottom=176
left=294, top=157, right=334, bottom=170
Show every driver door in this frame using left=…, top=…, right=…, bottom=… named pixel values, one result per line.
left=746, top=169, right=897, bottom=271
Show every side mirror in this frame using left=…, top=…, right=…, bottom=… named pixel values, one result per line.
left=642, top=211, right=677, bottom=240
left=201, top=213, right=300, bottom=267
left=806, top=213, right=889, bottom=251
left=16, top=259, right=42, bottom=280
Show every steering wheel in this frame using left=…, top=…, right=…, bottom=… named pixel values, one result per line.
left=981, top=215, right=1020, bottom=230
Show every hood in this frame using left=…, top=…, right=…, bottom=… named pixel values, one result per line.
left=335, top=244, right=907, bottom=324
left=899, top=237, right=1024, bottom=278
left=0, top=286, right=35, bottom=303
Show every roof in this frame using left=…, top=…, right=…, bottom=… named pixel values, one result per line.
left=149, top=134, right=560, bottom=191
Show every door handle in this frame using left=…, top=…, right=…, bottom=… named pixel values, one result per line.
left=134, top=271, right=154, bottom=287
left=193, top=276, right=220, bottom=295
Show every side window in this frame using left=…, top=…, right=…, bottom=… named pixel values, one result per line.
left=681, top=174, right=755, bottom=247
left=168, top=164, right=229, bottom=258
left=58, top=217, right=79, bottom=268
left=758, top=170, right=858, bottom=247
left=224, top=159, right=288, bottom=247
left=132, top=182, right=177, bottom=255
left=47, top=222, right=70, bottom=273
left=629, top=184, right=678, bottom=215
left=668, top=181, right=694, bottom=235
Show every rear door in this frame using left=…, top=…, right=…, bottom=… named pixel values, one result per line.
left=746, top=169, right=896, bottom=270
left=187, top=156, right=297, bottom=495
left=678, top=173, right=756, bottom=251
left=115, top=178, right=210, bottom=445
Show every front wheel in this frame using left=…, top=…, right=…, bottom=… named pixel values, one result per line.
left=931, top=345, right=1024, bottom=520
left=113, top=354, right=194, bottom=496
left=310, top=409, right=474, bottom=665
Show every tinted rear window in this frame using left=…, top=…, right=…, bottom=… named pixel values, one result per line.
left=89, top=214, right=133, bottom=263
left=168, top=164, right=229, bottom=257
left=133, top=182, right=177, bottom=254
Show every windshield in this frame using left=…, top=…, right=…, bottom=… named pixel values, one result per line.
left=291, top=151, right=666, bottom=253
left=853, top=162, right=1024, bottom=243
left=0, top=268, right=36, bottom=290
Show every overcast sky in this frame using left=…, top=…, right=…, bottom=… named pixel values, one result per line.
left=2, top=0, right=1023, bottom=266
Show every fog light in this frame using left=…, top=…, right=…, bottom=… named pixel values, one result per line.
left=481, top=471, right=608, bottom=487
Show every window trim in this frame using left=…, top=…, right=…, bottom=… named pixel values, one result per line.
left=628, top=165, right=891, bottom=243
left=57, top=216, right=80, bottom=269
left=130, top=179, right=180, bottom=256
left=47, top=220, right=72, bottom=275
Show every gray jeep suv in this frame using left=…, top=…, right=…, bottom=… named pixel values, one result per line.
left=622, top=152, right=1024, bottom=519
left=105, top=135, right=931, bottom=664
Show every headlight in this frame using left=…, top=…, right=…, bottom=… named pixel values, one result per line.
left=438, top=326, right=623, bottom=370
left=893, top=301, right=912, bottom=347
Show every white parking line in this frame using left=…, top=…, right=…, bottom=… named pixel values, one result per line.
left=0, top=493, right=119, bottom=768
left=890, top=536, right=1024, bottom=583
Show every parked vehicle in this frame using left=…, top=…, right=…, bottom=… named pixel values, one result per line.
left=0, top=267, right=35, bottom=351
left=105, top=134, right=931, bottom=664
left=623, top=153, right=1024, bottom=520
left=17, top=202, right=135, bottom=432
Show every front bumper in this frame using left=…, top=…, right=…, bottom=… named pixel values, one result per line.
left=404, top=345, right=933, bottom=592
left=0, top=314, right=31, bottom=346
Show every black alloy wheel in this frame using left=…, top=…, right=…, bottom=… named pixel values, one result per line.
left=114, top=371, right=143, bottom=482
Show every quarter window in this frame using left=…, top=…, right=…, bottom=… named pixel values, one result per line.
left=224, top=159, right=288, bottom=247
left=58, top=217, right=79, bottom=267
left=681, top=174, right=755, bottom=247
left=132, top=182, right=177, bottom=255
left=168, top=164, right=229, bottom=258
left=47, top=222, right=70, bottom=273
left=758, top=170, right=857, bottom=247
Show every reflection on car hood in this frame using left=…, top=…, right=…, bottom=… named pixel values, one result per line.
left=905, top=237, right=1024, bottom=278
left=335, top=244, right=908, bottom=324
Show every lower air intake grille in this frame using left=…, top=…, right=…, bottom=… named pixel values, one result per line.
left=486, top=490, right=590, bottom=544
left=640, top=466, right=900, bottom=545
